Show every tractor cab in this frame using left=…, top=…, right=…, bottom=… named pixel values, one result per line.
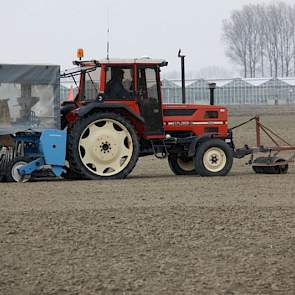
left=61, top=58, right=168, bottom=138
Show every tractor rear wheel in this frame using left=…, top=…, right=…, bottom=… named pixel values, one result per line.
left=67, top=112, right=139, bottom=180
left=62, top=167, right=82, bottom=180
left=168, top=154, right=197, bottom=175
left=194, top=139, right=233, bottom=176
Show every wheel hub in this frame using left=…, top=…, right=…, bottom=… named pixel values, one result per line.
left=203, top=147, right=226, bottom=172
left=100, top=142, right=111, bottom=152
left=93, top=135, right=119, bottom=162
left=210, top=154, right=219, bottom=164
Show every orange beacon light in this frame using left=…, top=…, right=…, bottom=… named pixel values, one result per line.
left=77, top=48, right=84, bottom=60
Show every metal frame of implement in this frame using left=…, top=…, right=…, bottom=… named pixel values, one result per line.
left=234, top=116, right=295, bottom=173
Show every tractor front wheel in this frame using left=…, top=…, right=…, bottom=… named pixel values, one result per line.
left=194, top=139, right=233, bottom=176
left=67, top=112, right=139, bottom=180
left=168, top=154, right=197, bottom=175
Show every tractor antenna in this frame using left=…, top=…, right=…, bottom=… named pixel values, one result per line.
left=107, top=10, right=110, bottom=60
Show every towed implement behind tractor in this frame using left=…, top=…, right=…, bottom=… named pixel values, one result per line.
left=0, top=53, right=293, bottom=182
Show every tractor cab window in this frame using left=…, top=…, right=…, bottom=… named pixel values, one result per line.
left=84, top=67, right=101, bottom=100
left=104, top=67, right=134, bottom=100
left=138, top=67, right=160, bottom=103
left=137, top=67, right=164, bottom=135
left=61, top=66, right=101, bottom=102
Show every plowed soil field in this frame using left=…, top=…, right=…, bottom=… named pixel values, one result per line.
left=1, top=106, right=295, bottom=295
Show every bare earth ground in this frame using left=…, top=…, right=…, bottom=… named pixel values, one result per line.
left=1, top=105, right=295, bottom=295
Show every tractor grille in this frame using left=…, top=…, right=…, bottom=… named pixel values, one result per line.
left=163, top=109, right=196, bottom=116
left=204, top=111, right=218, bottom=119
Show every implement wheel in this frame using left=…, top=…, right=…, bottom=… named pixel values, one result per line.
left=67, top=112, right=139, bottom=180
left=6, top=157, right=31, bottom=182
left=194, top=139, right=233, bottom=176
left=168, top=154, right=197, bottom=175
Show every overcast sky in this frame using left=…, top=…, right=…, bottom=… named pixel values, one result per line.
left=1, top=0, right=294, bottom=76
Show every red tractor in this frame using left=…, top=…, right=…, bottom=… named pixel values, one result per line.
left=61, top=57, right=234, bottom=180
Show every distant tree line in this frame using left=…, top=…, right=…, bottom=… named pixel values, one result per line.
left=223, top=2, right=295, bottom=78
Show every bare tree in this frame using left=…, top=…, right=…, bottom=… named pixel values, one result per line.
left=290, top=5, right=295, bottom=76
left=283, top=6, right=294, bottom=76
left=265, top=4, right=281, bottom=77
left=223, top=11, right=249, bottom=77
left=256, top=4, right=267, bottom=77
left=245, top=5, right=261, bottom=77
left=222, top=2, right=295, bottom=78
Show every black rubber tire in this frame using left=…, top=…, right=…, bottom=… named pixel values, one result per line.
left=62, top=168, right=82, bottom=180
left=194, top=139, right=233, bottom=176
left=6, top=157, right=32, bottom=182
left=168, top=154, right=197, bottom=175
left=67, top=112, right=140, bottom=180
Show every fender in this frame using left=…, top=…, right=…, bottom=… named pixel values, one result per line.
left=75, top=101, right=145, bottom=123
left=187, top=135, right=212, bottom=158
left=187, top=132, right=234, bottom=158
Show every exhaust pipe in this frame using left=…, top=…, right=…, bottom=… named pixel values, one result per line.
left=208, top=82, right=216, bottom=105
left=178, top=49, right=186, bottom=104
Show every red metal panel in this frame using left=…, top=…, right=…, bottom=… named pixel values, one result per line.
left=99, top=64, right=106, bottom=93
left=162, top=104, right=228, bottom=137
left=105, top=100, right=141, bottom=115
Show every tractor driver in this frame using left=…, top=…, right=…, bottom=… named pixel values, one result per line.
left=105, top=68, right=131, bottom=99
